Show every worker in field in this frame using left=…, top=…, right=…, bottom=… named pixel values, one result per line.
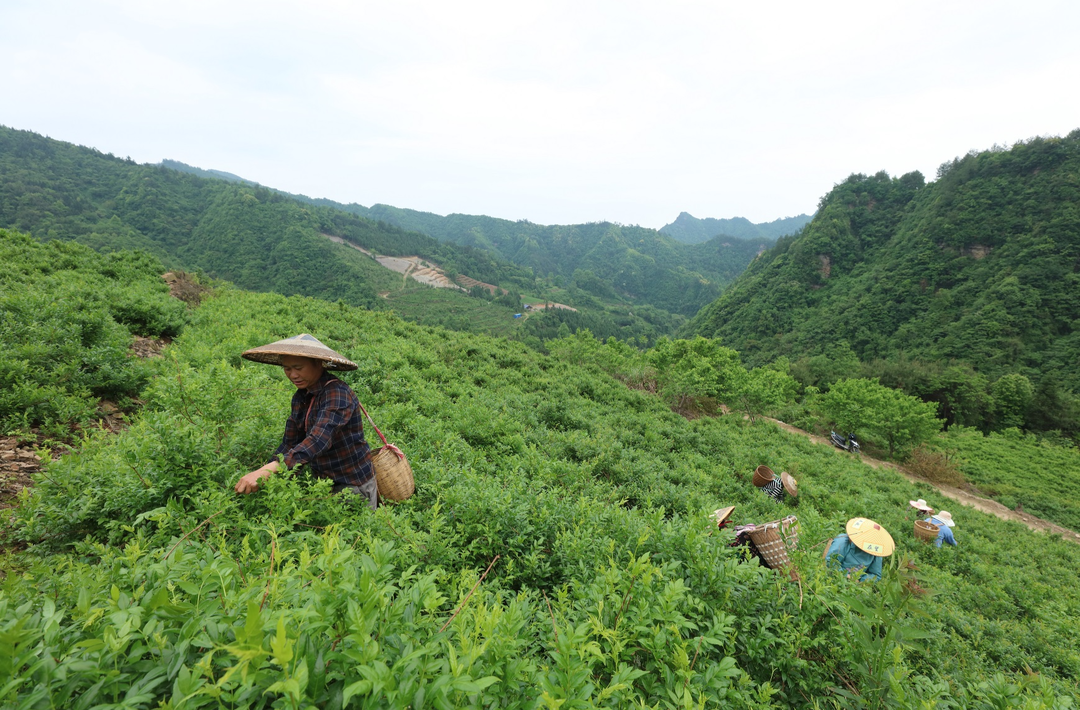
left=923, top=510, right=958, bottom=547
left=824, top=517, right=895, bottom=582
left=234, top=334, right=377, bottom=510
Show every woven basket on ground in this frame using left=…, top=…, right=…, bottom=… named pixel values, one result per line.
left=753, top=465, right=776, bottom=488
left=914, top=519, right=940, bottom=543
left=372, top=445, right=414, bottom=501
left=747, top=515, right=800, bottom=570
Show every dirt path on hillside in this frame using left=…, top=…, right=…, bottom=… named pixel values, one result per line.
left=768, top=418, right=1080, bottom=544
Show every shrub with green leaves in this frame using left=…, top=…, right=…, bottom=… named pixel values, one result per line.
left=0, top=229, right=187, bottom=435
left=5, top=284, right=1080, bottom=708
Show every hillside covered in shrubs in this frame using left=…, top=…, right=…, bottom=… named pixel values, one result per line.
left=2, top=230, right=1079, bottom=708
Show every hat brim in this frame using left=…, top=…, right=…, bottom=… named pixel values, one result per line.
left=845, top=517, right=895, bottom=557
left=932, top=516, right=955, bottom=528
left=711, top=506, right=735, bottom=526
left=781, top=472, right=798, bottom=498
left=241, top=334, right=357, bottom=371
left=909, top=500, right=932, bottom=511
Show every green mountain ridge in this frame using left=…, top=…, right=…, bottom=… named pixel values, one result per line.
left=329, top=203, right=773, bottom=318
left=160, top=158, right=259, bottom=186
left=150, top=162, right=780, bottom=320
left=659, top=211, right=813, bottom=244
left=687, top=132, right=1080, bottom=405
left=0, top=125, right=543, bottom=332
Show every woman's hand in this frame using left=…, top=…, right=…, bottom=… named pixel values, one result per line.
left=235, top=461, right=279, bottom=494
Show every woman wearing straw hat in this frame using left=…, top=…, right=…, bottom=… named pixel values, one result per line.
left=824, top=517, right=895, bottom=582
left=234, top=334, right=378, bottom=510
left=923, top=510, right=958, bottom=548
left=908, top=499, right=934, bottom=516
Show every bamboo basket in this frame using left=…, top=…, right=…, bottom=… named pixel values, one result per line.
left=372, top=445, right=415, bottom=501
left=753, top=465, right=776, bottom=488
left=746, top=515, right=799, bottom=570
left=914, top=519, right=940, bottom=543
left=357, top=400, right=415, bottom=502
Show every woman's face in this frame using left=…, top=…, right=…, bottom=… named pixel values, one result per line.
left=280, top=355, right=325, bottom=390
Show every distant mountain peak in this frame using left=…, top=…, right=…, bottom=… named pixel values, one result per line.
left=661, top=212, right=811, bottom=244
left=159, top=159, right=259, bottom=186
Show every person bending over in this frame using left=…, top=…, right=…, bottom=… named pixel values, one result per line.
left=234, top=334, right=377, bottom=510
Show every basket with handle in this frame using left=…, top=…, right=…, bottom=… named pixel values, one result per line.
left=357, top=400, right=414, bottom=501
left=753, top=465, right=776, bottom=488
left=914, top=519, right=939, bottom=543
left=746, top=515, right=799, bottom=570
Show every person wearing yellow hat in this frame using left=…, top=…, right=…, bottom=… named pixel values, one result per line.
left=824, top=517, right=895, bottom=581
left=923, top=510, right=958, bottom=547
left=234, top=334, right=378, bottom=509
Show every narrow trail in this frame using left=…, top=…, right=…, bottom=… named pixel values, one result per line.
left=767, top=417, right=1080, bottom=545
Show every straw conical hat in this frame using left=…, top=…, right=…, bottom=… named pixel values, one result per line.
left=781, top=472, right=798, bottom=498
left=711, top=506, right=735, bottom=526
left=845, top=517, right=895, bottom=557
left=241, top=334, right=357, bottom=371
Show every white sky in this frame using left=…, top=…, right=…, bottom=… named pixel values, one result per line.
left=3, top=0, right=1079, bottom=228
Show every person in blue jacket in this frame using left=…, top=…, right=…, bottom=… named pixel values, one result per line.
left=825, top=518, right=895, bottom=582
left=924, top=510, right=958, bottom=547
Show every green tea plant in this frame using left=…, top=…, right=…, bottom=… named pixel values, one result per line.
left=941, top=426, right=1080, bottom=530
left=4, top=282, right=1080, bottom=708
left=0, top=229, right=186, bottom=436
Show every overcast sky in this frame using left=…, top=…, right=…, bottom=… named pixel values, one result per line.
left=3, top=0, right=1079, bottom=229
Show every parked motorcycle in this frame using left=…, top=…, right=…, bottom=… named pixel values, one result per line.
left=830, top=431, right=861, bottom=453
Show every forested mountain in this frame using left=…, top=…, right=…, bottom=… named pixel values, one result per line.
left=324, top=203, right=768, bottom=317
left=659, top=211, right=812, bottom=244
left=0, top=125, right=535, bottom=313
left=688, top=132, right=1080, bottom=420
left=140, top=160, right=776, bottom=318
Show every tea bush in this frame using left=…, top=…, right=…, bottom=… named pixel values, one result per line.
left=0, top=230, right=187, bottom=436
left=941, top=426, right=1080, bottom=530
left=4, top=279, right=1080, bottom=707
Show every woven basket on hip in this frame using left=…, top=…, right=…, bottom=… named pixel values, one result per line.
left=746, top=515, right=799, bottom=570
left=752, top=465, right=776, bottom=488
left=358, top=401, right=415, bottom=502
left=914, top=519, right=939, bottom=543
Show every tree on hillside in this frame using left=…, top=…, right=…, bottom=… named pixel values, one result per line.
left=730, top=366, right=798, bottom=423
left=822, top=378, right=943, bottom=457
left=991, top=373, right=1034, bottom=430
left=646, top=336, right=742, bottom=410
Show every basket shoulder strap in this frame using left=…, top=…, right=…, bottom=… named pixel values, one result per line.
left=356, top=399, right=389, bottom=447
left=356, top=399, right=408, bottom=462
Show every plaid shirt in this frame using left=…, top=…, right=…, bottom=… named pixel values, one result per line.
left=271, top=372, right=374, bottom=486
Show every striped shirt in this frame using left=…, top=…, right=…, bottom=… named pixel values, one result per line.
left=762, top=477, right=785, bottom=502
left=271, top=372, right=374, bottom=486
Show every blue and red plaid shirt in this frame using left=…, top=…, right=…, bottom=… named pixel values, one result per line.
left=271, top=372, right=374, bottom=486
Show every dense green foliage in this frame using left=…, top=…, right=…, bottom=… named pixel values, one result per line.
left=381, top=287, right=523, bottom=338
left=343, top=205, right=763, bottom=318
left=819, top=379, right=943, bottom=458
left=2, top=126, right=724, bottom=343
left=0, top=125, right=535, bottom=312
left=0, top=229, right=186, bottom=436
left=688, top=134, right=1080, bottom=439
left=659, top=212, right=812, bottom=245
left=5, top=268, right=1080, bottom=707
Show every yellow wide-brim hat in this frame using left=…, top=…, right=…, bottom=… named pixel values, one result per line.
left=241, top=334, right=357, bottom=371
left=845, top=517, right=895, bottom=557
